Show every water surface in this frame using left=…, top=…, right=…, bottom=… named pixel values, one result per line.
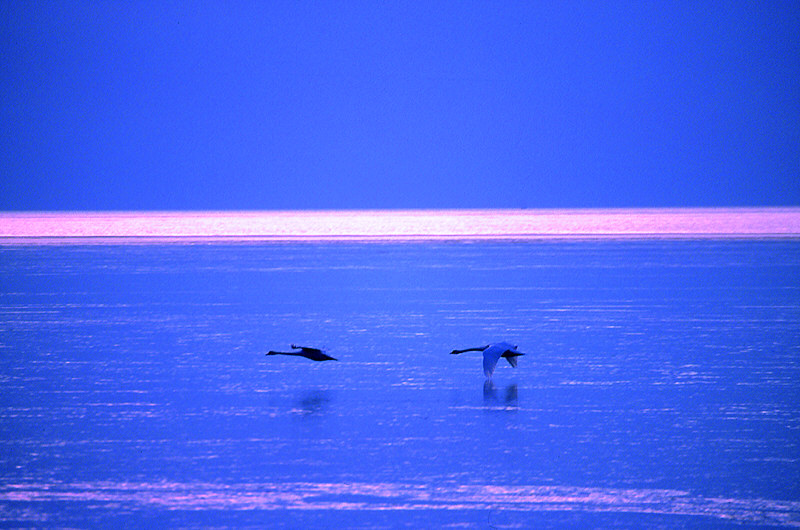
left=1, top=239, right=799, bottom=527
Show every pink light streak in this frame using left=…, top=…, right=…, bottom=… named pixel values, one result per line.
left=0, top=481, right=798, bottom=525
left=0, top=208, right=799, bottom=242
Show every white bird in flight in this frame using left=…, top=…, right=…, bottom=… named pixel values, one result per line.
left=450, top=341, right=525, bottom=378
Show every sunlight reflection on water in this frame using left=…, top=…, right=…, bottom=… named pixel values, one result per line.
left=1, top=481, right=798, bottom=526
left=1, top=208, right=799, bottom=240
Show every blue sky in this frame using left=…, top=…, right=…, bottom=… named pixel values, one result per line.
left=2, top=1, right=798, bottom=210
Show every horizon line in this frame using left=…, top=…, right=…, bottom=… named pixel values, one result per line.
left=2, top=206, right=799, bottom=213
left=2, top=207, right=799, bottom=242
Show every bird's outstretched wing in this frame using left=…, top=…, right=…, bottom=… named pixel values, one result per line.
left=293, top=344, right=323, bottom=355
left=505, top=354, right=520, bottom=368
left=482, top=344, right=504, bottom=378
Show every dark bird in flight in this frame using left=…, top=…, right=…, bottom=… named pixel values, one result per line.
left=266, top=344, right=337, bottom=362
left=450, top=341, right=524, bottom=378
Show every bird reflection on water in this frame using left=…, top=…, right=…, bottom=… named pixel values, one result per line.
left=483, top=380, right=518, bottom=407
left=295, top=390, right=333, bottom=417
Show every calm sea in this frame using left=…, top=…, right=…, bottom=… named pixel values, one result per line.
left=1, top=211, right=799, bottom=527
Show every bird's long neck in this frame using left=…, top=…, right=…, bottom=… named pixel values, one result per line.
left=268, top=351, right=304, bottom=357
left=451, top=346, right=487, bottom=354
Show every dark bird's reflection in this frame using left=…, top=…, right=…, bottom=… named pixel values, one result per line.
left=296, top=390, right=332, bottom=416
left=483, top=380, right=518, bottom=405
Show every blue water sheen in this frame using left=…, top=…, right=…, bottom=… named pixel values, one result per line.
left=0, top=240, right=798, bottom=527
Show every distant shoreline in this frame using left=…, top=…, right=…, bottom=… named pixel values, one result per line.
left=1, top=208, right=799, bottom=243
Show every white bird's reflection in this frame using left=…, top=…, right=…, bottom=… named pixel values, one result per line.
left=483, top=380, right=518, bottom=405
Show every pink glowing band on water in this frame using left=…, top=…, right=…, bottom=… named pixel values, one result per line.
left=0, top=481, right=798, bottom=525
left=1, top=208, right=799, bottom=242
